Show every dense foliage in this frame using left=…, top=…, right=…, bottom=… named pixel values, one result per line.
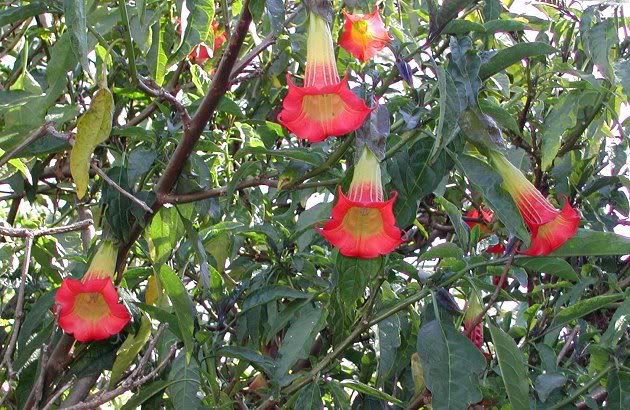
left=1, top=0, right=629, bottom=409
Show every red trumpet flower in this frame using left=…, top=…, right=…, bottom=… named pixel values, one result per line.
left=320, top=147, right=403, bottom=258
left=55, top=241, right=130, bottom=342
left=338, top=7, right=392, bottom=62
left=488, top=151, right=580, bottom=256
left=277, top=12, right=371, bottom=142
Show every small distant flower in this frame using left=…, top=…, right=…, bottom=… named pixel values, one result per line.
left=55, top=241, right=130, bottom=342
left=277, top=12, right=371, bottom=142
left=488, top=151, right=580, bottom=256
left=465, top=207, right=494, bottom=234
left=338, top=7, right=392, bottom=62
left=189, top=43, right=213, bottom=65
left=212, top=21, right=227, bottom=51
left=320, top=147, right=403, bottom=258
left=463, top=291, right=484, bottom=350
left=187, top=21, right=227, bottom=65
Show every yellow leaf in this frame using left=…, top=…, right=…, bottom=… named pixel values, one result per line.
left=145, top=273, right=159, bottom=305
left=70, top=88, right=114, bottom=198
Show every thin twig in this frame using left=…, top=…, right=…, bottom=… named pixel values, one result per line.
left=230, top=5, right=304, bottom=79
left=556, top=326, right=579, bottom=365
left=464, top=253, right=516, bottom=337
left=91, top=164, right=153, bottom=213
left=0, top=235, right=33, bottom=405
left=42, top=377, right=76, bottom=410
left=62, top=345, right=177, bottom=410
left=0, top=124, right=49, bottom=168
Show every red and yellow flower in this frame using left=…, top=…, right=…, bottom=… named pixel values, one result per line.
left=55, top=241, right=130, bottom=342
left=320, top=147, right=403, bottom=258
left=277, top=12, right=372, bottom=142
left=488, top=151, right=580, bottom=256
left=338, top=7, right=392, bottom=62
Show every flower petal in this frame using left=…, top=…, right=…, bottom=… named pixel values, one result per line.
left=522, top=202, right=580, bottom=256
left=320, top=189, right=403, bottom=258
left=338, top=7, right=392, bottom=61
left=278, top=76, right=371, bottom=142
left=54, top=278, right=130, bottom=342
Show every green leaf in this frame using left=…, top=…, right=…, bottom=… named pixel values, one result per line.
left=167, top=350, right=203, bottom=409
left=443, top=19, right=486, bottom=35
left=436, top=196, right=469, bottom=250
left=276, top=305, right=326, bottom=379
left=540, top=92, right=580, bottom=170
left=335, top=255, right=380, bottom=307
left=109, top=315, right=152, bottom=388
left=419, top=242, right=464, bottom=261
left=479, top=42, right=557, bottom=80
left=513, top=257, right=578, bottom=282
left=0, top=2, right=48, bottom=26
left=226, top=161, right=262, bottom=205
left=70, top=87, right=114, bottom=198
left=376, top=311, right=401, bottom=384
left=428, top=0, right=477, bottom=41
left=242, top=286, right=311, bottom=312
left=489, top=325, right=529, bottom=410
left=63, top=0, right=89, bottom=72
left=584, top=19, right=616, bottom=80
left=458, top=154, right=530, bottom=244
left=417, top=319, right=486, bottom=409
left=607, top=368, right=630, bottom=410
left=158, top=265, right=195, bottom=356
left=388, top=138, right=449, bottom=227
left=534, top=373, right=566, bottom=403
left=293, top=383, right=323, bottom=410
left=266, top=0, right=285, bottom=34
left=601, top=299, right=630, bottom=347
left=447, top=36, right=482, bottom=107
left=553, top=294, right=624, bottom=328
left=121, top=380, right=172, bottom=410
left=217, top=346, right=277, bottom=377
left=615, top=59, right=630, bottom=101
left=168, top=0, right=215, bottom=67
left=340, top=380, right=404, bottom=406
left=550, top=229, right=630, bottom=256
left=147, top=19, right=168, bottom=86
left=146, top=207, right=184, bottom=265
left=483, top=19, right=526, bottom=33
left=479, top=99, right=521, bottom=136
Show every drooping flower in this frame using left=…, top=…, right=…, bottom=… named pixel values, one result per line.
left=488, top=150, right=580, bottom=256
left=463, top=291, right=484, bottom=350
left=338, top=7, right=392, bottom=62
left=55, top=241, right=130, bottom=342
left=320, top=147, right=403, bottom=258
left=277, top=12, right=372, bottom=142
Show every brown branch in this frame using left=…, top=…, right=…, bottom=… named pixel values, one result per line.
left=161, top=177, right=278, bottom=204
left=0, top=123, right=50, bottom=168
left=115, top=0, right=253, bottom=275
left=0, top=219, right=93, bottom=238
left=464, top=252, right=516, bottom=337
left=62, top=344, right=177, bottom=410
left=91, top=164, right=153, bottom=213
left=0, top=234, right=33, bottom=407
left=230, top=5, right=303, bottom=79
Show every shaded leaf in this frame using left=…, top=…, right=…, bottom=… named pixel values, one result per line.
left=489, top=325, right=529, bottom=410
left=479, top=42, right=557, bottom=80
